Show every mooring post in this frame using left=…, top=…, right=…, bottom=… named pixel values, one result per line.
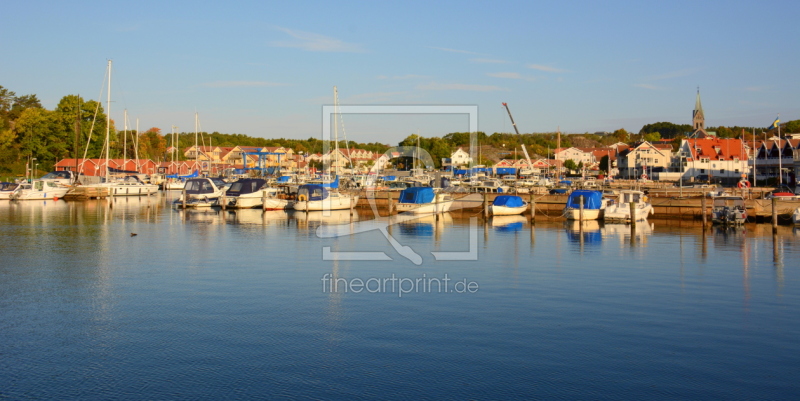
left=221, top=194, right=226, bottom=211
left=630, top=201, right=636, bottom=228
left=262, top=190, right=267, bottom=212
left=387, top=191, right=392, bottom=215
left=182, top=188, right=186, bottom=209
left=530, top=191, right=535, bottom=223
left=483, top=192, right=489, bottom=219
left=772, top=197, right=778, bottom=232
left=701, top=196, right=707, bottom=226
left=579, top=195, right=584, bottom=221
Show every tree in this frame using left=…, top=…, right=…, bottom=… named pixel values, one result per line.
left=599, top=155, right=610, bottom=173
left=611, top=128, right=629, bottom=143
left=564, top=159, right=577, bottom=172
left=642, top=131, right=661, bottom=142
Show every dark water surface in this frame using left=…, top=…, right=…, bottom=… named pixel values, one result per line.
left=1, top=194, right=799, bottom=400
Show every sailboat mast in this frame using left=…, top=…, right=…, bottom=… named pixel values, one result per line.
left=333, top=86, right=339, bottom=176
left=195, top=112, right=199, bottom=174
left=123, top=109, right=128, bottom=164
left=105, top=60, right=111, bottom=178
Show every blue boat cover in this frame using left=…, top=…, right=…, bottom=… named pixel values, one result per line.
left=320, top=176, right=339, bottom=189
left=559, top=180, right=573, bottom=185
left=298, top=184, right=329, bottom=201
left=276, top=176, right=292, bottom=183
left=454, top=169, right=468, bottom=176
left=566, top=190, right=603, bottom=209
left=496, top=168, right=517, bottom=175
left=399, top=187, right=435, bottom=204
left=383, top=175, right=397, bottom=181
left=493, top=195, right=525, bottom=207
left=167, top=170, right=199, bottom=179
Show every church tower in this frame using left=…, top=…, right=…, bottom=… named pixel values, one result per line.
left=691, top=89, right=709, bottom=137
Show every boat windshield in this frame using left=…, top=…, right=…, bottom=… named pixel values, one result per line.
left=40, top=171, right=71, bottom=179
left=185, top=179, right=216, bottom=194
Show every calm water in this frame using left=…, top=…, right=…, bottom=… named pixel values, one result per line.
left=1, top=193, right=799, bottom=400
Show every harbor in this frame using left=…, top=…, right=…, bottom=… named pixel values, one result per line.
left=1, top=193, right=799, bottom=399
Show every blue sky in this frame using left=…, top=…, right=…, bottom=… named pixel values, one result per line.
left=3, top=0, right=798, bottom=145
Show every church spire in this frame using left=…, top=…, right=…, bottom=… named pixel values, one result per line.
left=692, top=87, right=706, bottom=135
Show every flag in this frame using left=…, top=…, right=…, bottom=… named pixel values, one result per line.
left=769, top=117, right=780, bottom=130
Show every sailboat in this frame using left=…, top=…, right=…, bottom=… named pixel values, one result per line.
left=294, top=86, right=357, bottom=211
left=69, top=60, right=158, bottom=196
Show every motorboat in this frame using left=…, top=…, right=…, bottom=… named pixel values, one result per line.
left=711, top=196, right=747, bottom=225
left=0, top=182, right=20, bottom=200
left=220, top=178, right=288, bottom=209
left=603, top=190, right=653, bottom=223
left=489, top=195, right=528, bottom=216
left=107, top=175, right=159, bottom=196
left=175, top=177, right=229, bottom=208
left=395, top=187, right=454, bottom=214
left=473, top=179, right=511, bottom=193
left=564, top=189, right=607, bottom=220
left=38, top=171, right=76, bottom=186
left=8, top=180, right=69, bottom=200
left=293, top=184, right=357, bottom=211
left=793, top=207, right=800, bottom=225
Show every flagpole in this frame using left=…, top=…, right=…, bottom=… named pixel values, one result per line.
left=777, top=114, right=782, bottom=186
left=752, top=128, right=756, bottom=188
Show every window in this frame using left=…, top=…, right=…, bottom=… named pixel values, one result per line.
left=700, top=169, right=706, bottom=173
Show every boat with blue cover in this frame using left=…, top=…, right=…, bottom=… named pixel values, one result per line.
left=489, top=195, right=528, bottom=216
left=395, top=187, right=453, bottom=214
left=564, top=189, right=608, bottom=220
left=293, top=184, right=356, bottom=211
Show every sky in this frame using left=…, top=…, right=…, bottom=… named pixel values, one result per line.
left=2, top=0, right=798, bottom=145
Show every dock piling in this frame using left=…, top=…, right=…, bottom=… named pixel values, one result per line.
left=772, top=197, right=778, bottom=232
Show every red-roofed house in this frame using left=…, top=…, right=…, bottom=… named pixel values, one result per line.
left=677, top=137, right=750, bottom=183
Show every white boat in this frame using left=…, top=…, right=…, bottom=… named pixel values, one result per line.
left=711, top=196, right=747, bottom=225
left=564, top=190, right=608, bottom=220
left=8, top=180, right=70, bottom=200
left=39, top=171, right=76, bottom=187
left=220, top=178, right=289, bottom=210
left=175, top=177, right=229, bottom=208
left=0, top=182, right=20, bottom=200
left=293, top=184, right=357, bottom=211
left=106, top=175, right=159, bottom=196
left=395, top=187, right=454, bottom=214
left=489, top=195, right=528, bottom=216
left=603, top=190, right=653, bottom=222
left=792, top=207, right=800, bottom=225
left=473, top=179, right=511, bottom=193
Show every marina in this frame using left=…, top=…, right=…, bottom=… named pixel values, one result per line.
left=1, top=193, right=799, bottom=399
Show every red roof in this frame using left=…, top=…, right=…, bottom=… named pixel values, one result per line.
left=686, top=138, right=747, bottom=161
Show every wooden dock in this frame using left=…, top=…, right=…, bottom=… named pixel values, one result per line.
left=352, top=190, right=800, bottom=223
left=62, top=186, right=109, bottom=200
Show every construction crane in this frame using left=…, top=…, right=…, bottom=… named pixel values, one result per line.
left=501, top=102, right=533, bottom=172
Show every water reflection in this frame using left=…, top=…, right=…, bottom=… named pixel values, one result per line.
left=490, top=215, right=526, bottom=232
left=602, top=222, right=653, bottom=246
left=564, top=220, right=602, bottom=245
left=396, top=212, right=452, bottom=237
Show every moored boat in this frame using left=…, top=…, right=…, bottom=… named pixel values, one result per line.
left=395, top=187, right=453, bottom=214
left=220, top=178, right=289, bottom=209
left=175, top=177, right=229, bottom=208
left=711, top=196, right=747, bottom=225
left=293, top=184, right=356, bottom=211
left=8, top=180, right=69, bottom=200
left=603, top=190, right=653, bottom=223
left=564, top=189, right=607, bottom=221
left=489, top=195, right=528, bottom=216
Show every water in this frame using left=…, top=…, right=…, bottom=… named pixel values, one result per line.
left=1, top=194, right=799, bottom=400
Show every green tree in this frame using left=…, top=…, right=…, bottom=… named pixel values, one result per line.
left=599, top=155, right=610, bottom=173
left=642, top=131, right=661, bottom=142
left=564, top=159, right=577, bottom=172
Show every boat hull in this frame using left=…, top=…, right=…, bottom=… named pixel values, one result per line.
left=489, top=204, right=527, bottom=216
left=564, top=207, right=603, bottom=221
left=603, top=203, right=653, bottom=222
left=293, top=195, right=356, bottom=211
left=396, top=199, right=454, bottom=214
